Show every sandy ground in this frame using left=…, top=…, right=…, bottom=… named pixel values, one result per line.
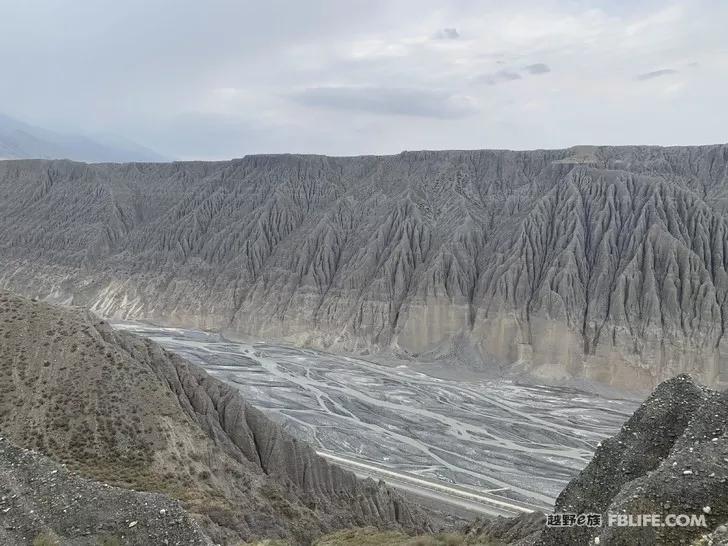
left=113, top=321, right=640, bottom=508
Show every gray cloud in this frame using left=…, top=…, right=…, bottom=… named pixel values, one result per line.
left=636, top=68, right=679, bottom=80
left=149, top=113, right=270, bottom=159
left=292, top=86, right=476, bottom=119
left=524, top=63, right=551, bottom=75
left=434, top=28, right=460, bottom=40
left=475, top=70, right=522, bottom=86
left=0, top=1, right=724, bottom=158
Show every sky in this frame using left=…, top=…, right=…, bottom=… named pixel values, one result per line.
left=0, top=0, right=726, bottom=159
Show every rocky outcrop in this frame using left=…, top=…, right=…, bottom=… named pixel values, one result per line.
left=463, top=512, right=545, bottom=545
left=0, top=290, right=428, bottom=544
left=694, top=523, right=728, bottom=546
left=0, top=436, right=213, bottom=546
left=1, top=146, right=728, bottom=389
left=538, top=374, right=728, bottom=545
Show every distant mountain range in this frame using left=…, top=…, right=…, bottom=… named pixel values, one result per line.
left=0, top=113, right=166, bottom=162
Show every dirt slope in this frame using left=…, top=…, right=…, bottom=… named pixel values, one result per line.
left=0, top=291, right=428, bottom=544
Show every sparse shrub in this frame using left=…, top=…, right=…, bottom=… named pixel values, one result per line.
left=32, top=531, right=60, bottom=546
left=97, top=536, right=122, bottom=546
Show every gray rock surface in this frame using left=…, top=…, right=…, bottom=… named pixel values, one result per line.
left=695, top=523, right=728, bottom=546
left=464, top=512, right=545, bottom=545
left=537, top=374, right=728, bottom=545
left=0, top=436, right=213, bottom=546
left=1, top=145, right=728, bottom=389
left=0, top=290, right=428, bottom=544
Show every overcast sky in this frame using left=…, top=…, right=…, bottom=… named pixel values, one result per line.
left=1, top=0, right=726, bottom=159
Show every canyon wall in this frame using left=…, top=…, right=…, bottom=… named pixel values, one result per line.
left=1, top=145, right=728, bottom=389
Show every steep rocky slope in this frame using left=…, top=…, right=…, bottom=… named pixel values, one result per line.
left=0, top=436, right=212, bottom=545
left=432, top=375, right=727, bottom=546
left=694, top=523, right=728, bottom=546
left=537, top=374, right=728, bottom=545
left=462, top=512, right=545, bottom=545
left=0, top=291, right=427, bottom=544
left=1, top=145, right=728, bottom=389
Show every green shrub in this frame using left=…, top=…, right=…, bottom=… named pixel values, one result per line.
left=32, top=532, right=60, bottom=546
left=97, top=536, right=122, bottom=546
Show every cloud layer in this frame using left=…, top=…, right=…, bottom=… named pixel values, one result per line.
left=0, top=0, right=725, bottom=159
left=293, top=86, right=476, bottom=118
left=524, top=63, right=551, bottom=75
left=636, top=68, right=679, bottom=80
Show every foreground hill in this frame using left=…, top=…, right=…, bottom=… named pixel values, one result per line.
left=0, top=291, right=427, bottom=544
left=537, top=374, right=727, bottom=545
left=1, top=146, right=728, bottom=389
left=311, top=375, right=727, bottom=545
left=0, top=437, right=212, bottom=545
left=418, top=374, right=727, bottom=546
left=1, top=289, right=725, bottom=545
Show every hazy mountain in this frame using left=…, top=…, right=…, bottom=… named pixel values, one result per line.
left=0, top=145, right=727, bottom=391
left=0, top=114, right=166, bottom=162
left=0, top=290, right=427, bottom=544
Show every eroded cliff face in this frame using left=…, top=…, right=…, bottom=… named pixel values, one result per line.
left=1, top=145, right=727, bottom=390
